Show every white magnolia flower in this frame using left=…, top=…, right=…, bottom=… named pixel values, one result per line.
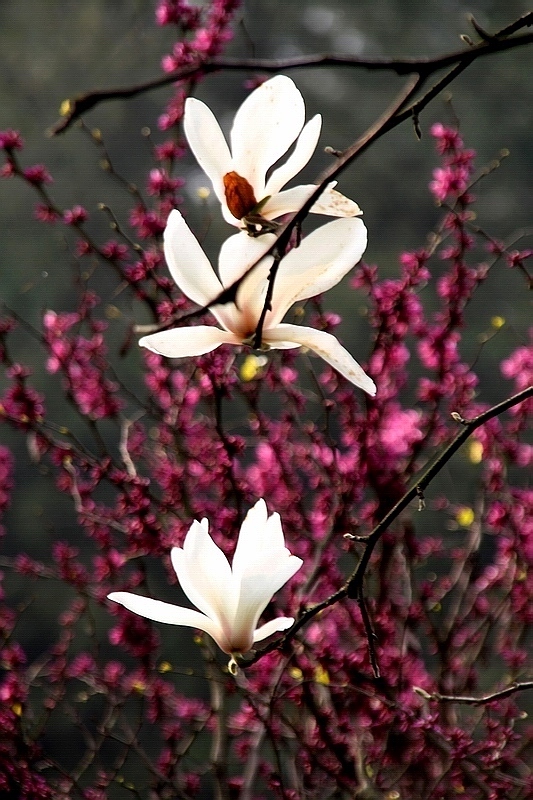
left=108, top=499, right=302, bottom=672
left=184, top=74, right=360, bottom=234
left=139, top=209, right=376, bottom=395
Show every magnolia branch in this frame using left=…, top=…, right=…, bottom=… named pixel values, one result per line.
left=244, top=385, right=533, bottom=669
left=49, top=12, right=533, bottom=135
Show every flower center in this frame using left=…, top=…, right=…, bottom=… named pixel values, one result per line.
left=223, top=171, right=258, bottom=220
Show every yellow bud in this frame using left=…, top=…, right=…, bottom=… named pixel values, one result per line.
left=468, top=440, right=483, bottom=464
left=289, top=667, right=303, bottom=681
left=240, top=354, right=260, bottom=382
left=314, top=665, right=330, bottom=686
left=59, top=99, right=73, bottom=117
left=105, top=304, right=122, bottom=319
left=131, top=680, right=145, bottom=694
left=197, top=186, right=210, bottom=200
left=491, top=316, right=505, bottom=329
left=11, top=702, right=22, bottom=717
left=158, top=661, right=172, bottom=673
left=456, top=507, right=475, bottom=528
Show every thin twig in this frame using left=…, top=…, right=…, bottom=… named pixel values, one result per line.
left=415, top=681, right=533, bottom=705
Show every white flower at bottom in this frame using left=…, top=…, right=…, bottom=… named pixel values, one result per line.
left=108, top=499, right=302, bottom=672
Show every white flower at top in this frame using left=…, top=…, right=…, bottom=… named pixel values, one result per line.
left=184, top=74, right=360, bottom=234
left=139, top=210, right=376, bottom=395
left=108, top=499, right=303, bottom=673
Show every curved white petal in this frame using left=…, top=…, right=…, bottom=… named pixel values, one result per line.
left=262, top=183, right=362, bottom=222
left=233, top=502, right=291, bottom=578
left=183, top=98, right=233, bottom=204
left=232, top=255, right=274, bottom=333
left=269, top=217, right=368, bottom=325
left=261, top=184, right=317, bottom=220
left=171, top=523, right=237, bottom=630
left=107, top=592, right=222, bottom=644
left=164, top=210, right=223, bottom=306
left=218, top=231, right=277, bottom=288
left=232, top=550, right=302, bottom=647
left=232, top=498, right=270, bottom=576
left=231, top=76, right=305, bottom=198
left=310, top=183, right=362, bottom=217
left=265, top=324, right=377, bottom=395
left=264, top=114, right=322, bottom=196
left=253, top=616, right=294, bottom=643
left=139, top=326, right=241, bottom=358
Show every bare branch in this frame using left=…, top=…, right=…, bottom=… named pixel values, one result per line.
left=415, top=681, right=533, bottom=705
left=48, top=13, right=533, bottom=135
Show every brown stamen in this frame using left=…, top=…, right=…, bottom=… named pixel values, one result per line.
left=223, top=171, right=258, bottom=220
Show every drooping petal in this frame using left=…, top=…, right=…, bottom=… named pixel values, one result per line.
left=230, top=76, right=305, bottom=198
left=218, top=231, right=277, bottom=288
left=183, top=98, right=233, bottom=204
left=310, top=182, right=362, bottom=217
left=107, top=592, right=223, bottom=645
left=253, top=616, right=295, bottom=643
left=139, top=326, right=241, bottom=358
left=172, top=521, right=237, bottom=629
left=265, top=324, right=377, bottom=395
left=268, top=217, right=368, bottom=326
left=264, top=114, right=322, bottom=196
left=163, top=210, right=223, bottom=307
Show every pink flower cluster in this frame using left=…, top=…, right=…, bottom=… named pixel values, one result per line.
left=429, top=122, right=476, bottom=204
left=43, top=308, right=123, bottom=420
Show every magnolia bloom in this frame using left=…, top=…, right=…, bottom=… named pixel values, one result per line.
left=184, top=74, right=360, bottom=234
left=108, top=499, right=302, bottom=672
left=139, top=210, right=376, bottom=395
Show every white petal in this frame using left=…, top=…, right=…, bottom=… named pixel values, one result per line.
left=231, top=76, right=305, bottom=198
left=262, top=183, right=362, bottom=222
left=140, top=326, right=240, bottom=358
left=107, top=591, right=223, bottom=644
left=269, top=217, right=368, bottom=325
left=232, top=255, right=275, bottom=333
left=253, top=616, right=294, bottom=643
left=264, top=114, right=322, bottom=196
left=183, top=98, right=233, bottom=204
left=232, top=551, right=302, bottom=647
left=261, top=184, right=317, bottom=220
left=172, top=521, right=237, bottom=629
left=310, top=183, right=362, bottom=217
left=218, top=231, right=277, bottom=288
left=164, top=210, right=223, bottom=307
left=233, top=501, right=290, bottom=578
left=232, top=499, right=270, bottom=576
left=265, top=324, right=377, bottom=395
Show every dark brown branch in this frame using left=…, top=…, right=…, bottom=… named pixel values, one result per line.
left=49, top=12, right=533, bottom=135
left=243, top=385, right=533, bottom=668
